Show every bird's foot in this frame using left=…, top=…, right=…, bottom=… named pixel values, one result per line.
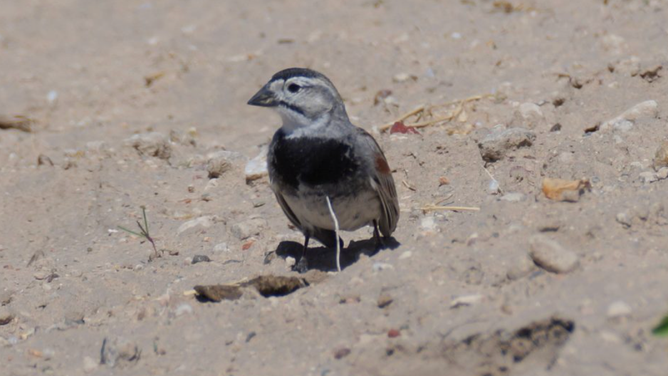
left=293, top=256, right=309, bottom=274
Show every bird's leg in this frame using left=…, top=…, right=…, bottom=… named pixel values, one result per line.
left=294, top=235, right=310, bottom=273
left=373, top=220, right=385, bottom=250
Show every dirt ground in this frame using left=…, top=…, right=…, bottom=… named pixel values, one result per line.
left=1, top=0, right=668, bottom=375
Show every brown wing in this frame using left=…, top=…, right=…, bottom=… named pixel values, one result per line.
left=273, top=191, right=303, bottom=232
left=357, top=128, right=400, bottom=236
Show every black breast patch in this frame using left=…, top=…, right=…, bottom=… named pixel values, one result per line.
left=271, top=131, right=359, bottom=190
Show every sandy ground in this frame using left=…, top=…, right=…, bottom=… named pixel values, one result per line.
left=1, top=0, right=668, bottom=375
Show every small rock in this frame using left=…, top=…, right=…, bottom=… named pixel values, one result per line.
left=230, top=218, right=267, bottom=240
left=420, top=216, right=437, bottom=231
left=191, top=255, right=211, bottom=264
left=607, top=300, right=632, bottom=318
left=245, top=147, right=268, bottom=183
left=450, top=294, right=483, bottom=308
left=616, top=212, right=632, bottom=228
left=333, top=347, right=351, bottom=359
left=399, top=251, right=412, bottom=260
left=528, top=235, right=579, bottom=274
left=174, top=303, right=193, bottom=316
left=64, top=310, right=85, bottom=326
left=393, top=73, right=415, bottom=83
left=377, top=294, right=393, bottom=308
left=600, top=100, right=659, bottom=131
left=601, top=34, right=627, bottom=54
left=513, top=102, right=544, bottom=128
left=478, top=128, right=536, bottom=162
left=83, top=356, right=98, bottom=373
left=653, top=141, right=668, bottom=170
left=372, top=262, right=394, bottom=272
left=639, top=171, right=658, bottom=184
left=610, top=56, right=641, bottom=76
left=542, top=178, right=590, bottom=202
left=387, top=329, right=401, bottom=338
left=177, top=216, right=217, bottom=235
left=285, top=256, right=296, bottom=267
left=500, top=192, right=525, bottom=202
left=37, top=154, right=54, bottom=166
left=657, top=167, right=668, bottom=180
left=124, top=132, right=171, bottom=160
left=206, top=151, right=234, bottom=178
left=507, top=255, right=536, bottom=280
left=0, top=306, right=14, bottom=325
left=213, top=242, right=229, bottom=253
left=100, top=338, right=141, bottom=367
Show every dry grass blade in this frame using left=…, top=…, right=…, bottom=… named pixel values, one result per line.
left=379, top=104, right=426, bottom=131
left=0, top=115, right=34, bottom=132
left=421, top=205, right=481, bottom=212
left=378, top=94, right=492, bottom=132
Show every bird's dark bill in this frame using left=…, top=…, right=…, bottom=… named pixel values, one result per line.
left=247, top=86, right=277, bottom=107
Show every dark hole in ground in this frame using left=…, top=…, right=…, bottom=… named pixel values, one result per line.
left=194, top=275, right=306, bottom=302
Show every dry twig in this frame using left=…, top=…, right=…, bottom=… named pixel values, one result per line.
left=378, top=94, right=492, bottom=132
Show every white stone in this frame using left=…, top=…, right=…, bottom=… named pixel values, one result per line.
left=600, top=100, right=659, bottom=131
left=450, top=294, right=483, bottom=308
left=177, top=216, right=217, bottom=235
left=244, top=147, right=268, bottom=182
left=529, top=235, right=579, bottom=274
left=607, top=300, right=632, bottom=318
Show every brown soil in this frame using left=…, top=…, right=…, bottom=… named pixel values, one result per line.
left=1, top=1, right=668, bottom=375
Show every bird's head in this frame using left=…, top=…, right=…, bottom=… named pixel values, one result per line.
left=247, top=68, right=348, bottom=130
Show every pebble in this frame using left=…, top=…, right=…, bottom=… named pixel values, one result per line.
left=177, top=215, right=217, bottom=235
left=0, top=306, right=14, bottom=325
left=607, top=300, right=632, bottom=318
left=653, top=141, right=668, bottom=170
left=513, top=102, right=544, bottom=128
left=245, top=147, right=268, bottom=182
left=639, top=171, right=658, bottom=184
left=174, top=303, right=193, bottom=316
left=100, top=338, right=141, bottom=367
left=230, top=218, right=267, bottom=240
left=285, top=256, right=296, bottom=267
left=615, top=212, right=632, bottom=227
left=398, top=251, right=412, bottom=260
left=0, top=290, right=14, bottom=306
left=528, top=235, right=579, bottom=274
left=393, top=73, right=414, bottom=83
left=333, top=347, right=351, bottom=359
left=600, top=100, right=659, bottom=131
left=83, top=356, right=99, bottom=373
left=478, top=128, right=536, bottom=162
left=601, top=34, right=627, bottom=54
left=507, top=255, right=536, bottom=280
left=377, top=294, right=393, bottom=308
left=124, top=132, right=171, bottom=160
left=372, top=262, right=394, bottom=272
left=420, top=216, right=437, bottom=231
left=213, top=242, right=229, bottom=253
left=206, top=151, right=234, bottom=178
left=47, top=90, right=58, bottom=104
left=450, top=294, right=483, bottom=308
left=500, top=192, right=525, bottom=202
left=657, top=167, right=668, bottom=180
left=611, top=56, right=640, bottom=76
left=191, top=255, right=211, bottom=264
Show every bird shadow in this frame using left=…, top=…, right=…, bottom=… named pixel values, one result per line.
left=273, top=237, right=400, bottom=273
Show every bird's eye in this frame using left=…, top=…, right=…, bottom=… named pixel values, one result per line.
left=287, top=83, right=301, bottom=93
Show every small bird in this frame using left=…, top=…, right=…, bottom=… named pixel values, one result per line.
left=247, top=68, right=399, bottom=272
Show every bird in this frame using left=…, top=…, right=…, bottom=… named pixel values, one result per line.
left=247, top=68, right=399, bottom=272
